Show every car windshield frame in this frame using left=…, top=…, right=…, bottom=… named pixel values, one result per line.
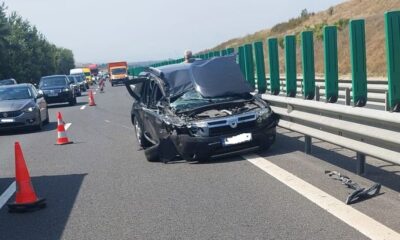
left=39, top=77, right=67, bottom=88
left=0, top=86, right=33, bottom=101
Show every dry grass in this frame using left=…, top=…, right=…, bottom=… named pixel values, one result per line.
left=211, top=0, right=400, bottom=77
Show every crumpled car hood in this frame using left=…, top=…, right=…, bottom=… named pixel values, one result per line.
left=159, top=56, right=254, bottom=99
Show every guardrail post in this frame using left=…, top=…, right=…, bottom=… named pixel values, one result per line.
left=268, top=38, right=280, bottom=95
left=238, top=46, right=246, bottom=77
left=227, top=48, right=235, bottom=54
left=356, top=153, right=366, bottom=175
left=345, top=88, right=351, bottom=106
left=315, top=86, right=320, bottom=101
left=385, top=91, right=390, bottom=111
left=350, top=19, right=367, bottom=107
left=324, top=26, right=339, bottom=103
left=244, top=44, right=256, bottom=88
left=254, top=41, right=267, bottom=93
left=305, top=136, right=312, bottom=154
left=301, top=31, right=315, bottom=100
left=385, top=11, right=400, bottom=112
left=285, top=35, right=297, bottom=97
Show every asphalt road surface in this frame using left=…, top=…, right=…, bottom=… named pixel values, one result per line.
left=1, top=83, right=400, bottom=240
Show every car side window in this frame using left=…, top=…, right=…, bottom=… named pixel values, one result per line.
left=149, top=85, right=162, bottom=108
left=140, top=80, right=150, bottom=106
left=30, top=86, right=38, bottom=98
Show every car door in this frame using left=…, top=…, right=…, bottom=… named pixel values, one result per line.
left=143, top=79, right=164, bottom=144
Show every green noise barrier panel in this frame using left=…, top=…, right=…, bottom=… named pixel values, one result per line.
left=385, top=11, right=400, bottom=111
left=254, top=41, right=266, bottom=93
left=285, top=35, right=297, bottom=97
left=238, top=46, right=246, bottom=77
left=324, top=26, right=339, bottom=103
left=301, top=31, right=315, bottom=100
left=244, top=44, right=255, bottom=87
left=268, top=38, right=280, bottom=95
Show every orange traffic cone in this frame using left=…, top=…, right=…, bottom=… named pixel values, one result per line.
left=56, top=112, right=73, bottom=145
left=89, top=90, right=96, bottom=106
left=8, top=142, right=46, bottom=213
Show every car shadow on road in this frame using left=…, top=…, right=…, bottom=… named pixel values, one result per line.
left=259, top=132, right=400, bottom=193
left=47, top=101, right=87, bottom=109
left=0, top=174, right=87, bottom=240
left=0, top=122, right=58, bottom=136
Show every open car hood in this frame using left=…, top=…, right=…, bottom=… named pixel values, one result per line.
left=160, top=56, right=254, bottom=98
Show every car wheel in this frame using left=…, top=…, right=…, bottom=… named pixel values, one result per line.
left=35, top=114, right=43, bottom=131
left=111, top=83, right=114, bottom=87
left=69, top=97, right=76, bottom=106
left=133, top=117, right=151, bottom=148
left=43, top=109, right=49, bottom=125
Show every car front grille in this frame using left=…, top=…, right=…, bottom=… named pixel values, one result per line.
left=209, top=121, right=256, bottom=137
left=0, top=110, right=23, bottom=119
left=206, top=112, right=257, bottom=137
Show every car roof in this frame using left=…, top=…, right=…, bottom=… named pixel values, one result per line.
left=0, top=83, right=32, bottom=89
left=41, top=75, right=67, bottom=79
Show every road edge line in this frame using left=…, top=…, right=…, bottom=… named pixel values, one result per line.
left=0, top=181, right=16, bottom=210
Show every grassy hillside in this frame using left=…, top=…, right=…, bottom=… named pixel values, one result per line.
left=208, top=0, right=400, bottom=77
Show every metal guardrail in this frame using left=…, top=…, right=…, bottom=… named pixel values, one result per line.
left=262, top=94, right=400, bottom=175
left=263, top=77, right=388, bottom=107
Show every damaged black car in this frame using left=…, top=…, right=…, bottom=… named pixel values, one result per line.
left=125, top=56, right=279, bottom=162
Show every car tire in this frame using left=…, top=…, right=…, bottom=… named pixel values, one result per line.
left=35, top=114, right=43, bottom=131
left=43, top=109, right=49, bottom=125
left=111, top=83, right=114, bottom=87
left=69, top=97, right=76, bottom=106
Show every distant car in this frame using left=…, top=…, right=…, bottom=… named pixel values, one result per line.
left=0, top=78, right=17, bottom=86
left=125, top=56, right=279, bottom=162
left=0, top=84, right=49, bottom=131
left=67, top=75, right=82, bottom=96
left=74, top=74, right=87, bottom=92
left=39, top=75, right=77, bottom=106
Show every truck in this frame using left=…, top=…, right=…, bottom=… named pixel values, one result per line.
left=108, top=61, right=128, bottom=86
left=82, top=68, right=93, bottom=85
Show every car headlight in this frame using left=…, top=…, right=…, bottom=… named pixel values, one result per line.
left=23, top=106, right=37, bottom=113
left=63, top=88, right=70, bottom=92
left=256, top=107, right=272, bottom=124
left=188, top=121, right=209, bottom=137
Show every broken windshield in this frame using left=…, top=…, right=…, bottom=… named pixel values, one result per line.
left=170, top=89, right=246, bottom=113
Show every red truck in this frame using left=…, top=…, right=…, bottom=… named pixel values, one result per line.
left=108, top=61, right=128, bottom=86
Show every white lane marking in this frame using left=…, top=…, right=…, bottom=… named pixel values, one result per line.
left=0, top=181, right=16, bottom=209
left=243, top=154, right=400, bottom=240
left=65, top=123, right=72, bottom=130
left=105, top=120, right=111, bottom=123
left=80, top=105, right=86, bottom=110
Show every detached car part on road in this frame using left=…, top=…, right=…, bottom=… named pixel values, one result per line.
left=0, top=84, right=49, bottom=130
left=126, top=56, right=279, bottom=162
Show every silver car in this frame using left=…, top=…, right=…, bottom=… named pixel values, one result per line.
left=0, top=84, right=49, bottom=131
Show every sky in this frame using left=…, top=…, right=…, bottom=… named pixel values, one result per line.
left=4, top=0, right=345, bottom=63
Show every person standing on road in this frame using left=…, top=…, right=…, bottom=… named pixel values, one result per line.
left=184, top=50, right=195, bottom=63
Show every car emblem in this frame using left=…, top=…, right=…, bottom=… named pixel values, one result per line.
left=3, top=112, right=8, bottom=118
left=228, top=119, right=238, bottom=129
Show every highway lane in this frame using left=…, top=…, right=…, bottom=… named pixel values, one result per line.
left=0, top=83, right=399, bottom=239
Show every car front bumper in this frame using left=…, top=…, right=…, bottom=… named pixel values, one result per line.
left=0, top=110, right=40, bottom=130
left=44, top=92, right=73, bottom=104
left=162, top=123, right=277, bottom=161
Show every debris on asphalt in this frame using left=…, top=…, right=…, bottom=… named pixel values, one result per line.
left=325, top=170, right=381, bottom=205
